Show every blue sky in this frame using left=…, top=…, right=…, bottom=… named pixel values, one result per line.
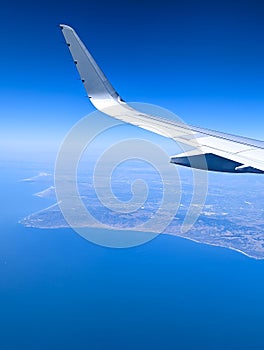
left=1, top=0, right=264, bottom=158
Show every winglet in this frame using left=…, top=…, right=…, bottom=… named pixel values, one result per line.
left=60, top=24, right=122, bottom=108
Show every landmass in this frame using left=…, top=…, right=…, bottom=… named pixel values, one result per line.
left=20, top=166, right=264, bottom=259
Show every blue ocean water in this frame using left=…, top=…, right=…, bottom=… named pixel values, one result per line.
left=1, top=161, right=264, bottom=350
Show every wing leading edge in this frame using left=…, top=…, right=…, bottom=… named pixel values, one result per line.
left=60, top=24, right=264, bottom=174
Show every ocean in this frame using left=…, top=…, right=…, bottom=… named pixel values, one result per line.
left=1, top=160, right=264, bottom=350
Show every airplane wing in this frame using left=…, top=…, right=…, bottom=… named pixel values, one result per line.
left=60, top=24, right=264, bottom=174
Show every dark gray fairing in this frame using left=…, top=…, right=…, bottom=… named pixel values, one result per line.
left=170, top=153, right=264, bottom=174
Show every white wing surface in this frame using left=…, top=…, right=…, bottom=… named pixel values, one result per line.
left=60, top=24, right=264, bottom=174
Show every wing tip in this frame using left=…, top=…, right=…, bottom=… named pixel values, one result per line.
left=59, top=24, right=74, bottom=31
